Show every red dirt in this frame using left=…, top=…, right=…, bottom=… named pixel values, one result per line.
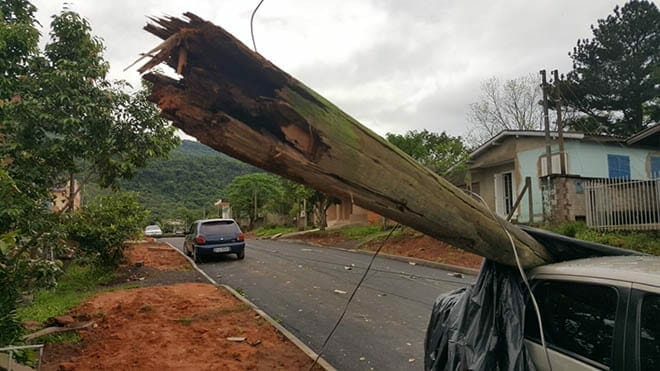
left=124, top=241, right=189, bottom=271
left=292, top=230, right=483, bottom=270
left=361, top=235, right=483, bottom=270
left=42, top=243, right=320, bottom=370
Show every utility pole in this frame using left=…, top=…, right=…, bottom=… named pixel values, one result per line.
left=553, top=70, right=566, bottom=175
left=540, top=70, right=553, bottom=222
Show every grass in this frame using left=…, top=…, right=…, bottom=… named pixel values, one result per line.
left=17, top=263, right=115, bottom=323
left=545, top=222, right=660, bottom=256
left=252, top=226, right=296, bottom=237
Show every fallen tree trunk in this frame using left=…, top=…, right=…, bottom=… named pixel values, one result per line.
left=138, top=13, right=554, bottom=268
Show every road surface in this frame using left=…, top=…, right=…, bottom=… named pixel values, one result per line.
left=163, top=237, right=474, bottom=371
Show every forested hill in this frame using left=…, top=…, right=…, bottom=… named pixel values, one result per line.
left=123, top=140, right=258, bottom=221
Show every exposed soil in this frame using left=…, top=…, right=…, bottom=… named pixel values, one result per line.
left=361, top=235, right=483, bottom=270
left=291, top=230, right=483, bottom=270
left=41, top=243, right=320, bottom=370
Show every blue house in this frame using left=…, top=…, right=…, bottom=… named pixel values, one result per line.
left=464, top=125, right=660, bottom=224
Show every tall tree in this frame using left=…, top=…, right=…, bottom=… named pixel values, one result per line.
left=223, top=173, right=283, bottom=229
left=386, top=129, right=468, bottom=176
left=466, top=74, right=544, bottom=146
left=563, top=0, right=659, bottom=136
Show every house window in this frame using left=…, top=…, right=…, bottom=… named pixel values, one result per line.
left=494, top=172, right=514, bottom=217
left=607, top=154, right=630, bottom=179
left=651, top=156, right=660, bottom=179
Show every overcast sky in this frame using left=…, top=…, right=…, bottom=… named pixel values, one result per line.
left=32, top=0, right=625, bottom=138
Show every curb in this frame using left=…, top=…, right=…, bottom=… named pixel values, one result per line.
left=164, top=242, right=336, bottom=371
left=279, top=239, right=480, bottom=276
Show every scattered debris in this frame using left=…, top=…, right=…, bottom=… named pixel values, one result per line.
left=406, top=342, right=412, bottom=346
left=248, top=339, right=262, bottom=346
left=297, top=265, right=303, bottom=268
left=24, top=321, right=95, bottom=341
left=409, top=358, right=416, bottom=363
left=359, top=356, right=366, bottom=361
left=226, top=336, right=246, bottom=342
left=134, top=261, right=144, bottom=267
left=301, top=248, right=312, bottom=252
left=408, top=262, right=417, bottom=266
left=344, top=266, right=352, bottom=270
left=448, top=272, right=464, bottom=278
left=333, top=289, right=347, bottom=295
left=378, top=293, right=387, bottom=297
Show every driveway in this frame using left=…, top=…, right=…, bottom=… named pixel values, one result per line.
left=163, top=237, right=474, bottom=371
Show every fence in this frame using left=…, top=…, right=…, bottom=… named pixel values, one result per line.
left=585, top=177, right=660, bottom=231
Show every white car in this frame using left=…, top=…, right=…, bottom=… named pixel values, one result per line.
left=144, top=225, right=163, bottom=237
left=525, top=255, right=660, bottom=371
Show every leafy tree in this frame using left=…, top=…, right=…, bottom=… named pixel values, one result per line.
left=223, top=173, right=284, bottom=229
left=466, top=74, right=544, bottom=146
left=386, top=129, right=469, bottom=176
left=563, top=0, right=659, bottom=136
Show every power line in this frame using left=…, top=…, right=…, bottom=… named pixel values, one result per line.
left=250, top=0, right=265, bottom=52
left=308, top=224, right=400, bottom=371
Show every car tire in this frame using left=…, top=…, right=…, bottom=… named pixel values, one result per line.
left=237, top=250, right=245, bottom=260
left=193, top=247, right=201, bottom=263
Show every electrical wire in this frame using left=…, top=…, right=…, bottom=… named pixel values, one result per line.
left=466, top=190, right=553, bottom=371
left=250, top=0, right=265, bottom=52
left=308, top=224, right=401, bottom=371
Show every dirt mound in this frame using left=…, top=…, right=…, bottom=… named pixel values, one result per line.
left=124, top=242, right=189, bottom=270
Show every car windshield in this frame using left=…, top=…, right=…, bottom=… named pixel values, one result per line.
left=200, top=221, right=238, bottom=235
left=145, top=226, right=160, bottom=231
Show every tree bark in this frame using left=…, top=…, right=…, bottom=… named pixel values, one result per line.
left=139, top=13, right=554, bottom=268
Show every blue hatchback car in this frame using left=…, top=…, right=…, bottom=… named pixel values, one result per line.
left=183, top=219, right=245, bottom=263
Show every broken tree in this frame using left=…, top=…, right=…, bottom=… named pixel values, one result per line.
left=138, top=13, right=553, bottom=268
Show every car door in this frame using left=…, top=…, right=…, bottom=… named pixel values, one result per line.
left=524, top=276, right=631, bottom=371
left=629, top=283, right=660, bottom=371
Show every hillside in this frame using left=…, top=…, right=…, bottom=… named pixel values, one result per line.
left=122, top=140, right=258, bottom=222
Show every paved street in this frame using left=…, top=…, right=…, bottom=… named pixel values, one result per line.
left=162, top=237, right=474, bottom=371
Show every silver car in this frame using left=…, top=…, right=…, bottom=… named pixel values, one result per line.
left=525, top=255, right=660, bottom=371
left=144, top=225, right=163, bottom=237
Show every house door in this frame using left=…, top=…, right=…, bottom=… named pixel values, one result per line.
left=494, top=172, right=514, bottom=217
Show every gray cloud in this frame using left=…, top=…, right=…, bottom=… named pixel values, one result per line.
left=32, top=0, right=625, bottom=139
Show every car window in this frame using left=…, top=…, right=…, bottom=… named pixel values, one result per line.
left=640, top=293, right=660, bottom=371
left=200, top=221, right=239, bottom=235
left=525, top=280, right=618, bottom=367
left=188, top=223, right=196, bottom=235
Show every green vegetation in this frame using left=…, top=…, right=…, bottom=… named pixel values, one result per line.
left=563, top=0, right=659, bottom=135
left=67, top=192, right=149, bottom=266
left=252, top=226, right=296, bottom=237
left=386, top=129, right=469, bottom=177
left=0, top=1, right=178, bottom=348
left=121, top=140, right=257, bottom=224
left=18, top=264, right=114, bottom=323
left=546, top=222, right=660, bottom=256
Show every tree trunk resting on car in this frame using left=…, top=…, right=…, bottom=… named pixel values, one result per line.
left=137, top=13, right=553, bottom=268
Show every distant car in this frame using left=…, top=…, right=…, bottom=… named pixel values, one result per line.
left=183, top=219, right=245, bottom=263
left=524, top=255, right=660, bottom=370
left=144, top=225, right=163, bottom=237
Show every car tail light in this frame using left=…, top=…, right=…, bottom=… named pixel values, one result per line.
left=237, top=233, right=244, bottom=242
left=195, top=236, right=206, bottom=245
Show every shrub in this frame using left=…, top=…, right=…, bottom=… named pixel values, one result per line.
left=67, top=192, right=148, bottom=267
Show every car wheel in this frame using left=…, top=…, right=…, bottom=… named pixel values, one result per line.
left=193, top=247, right=201, bottom=263
left=237, top=250, right=245, bottom=260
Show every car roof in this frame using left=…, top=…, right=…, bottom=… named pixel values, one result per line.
left=529, top=255, right=660, bottom=287
left=194, top=218, right=237, bottom=224
left=145, top=225, right=161, bottom=229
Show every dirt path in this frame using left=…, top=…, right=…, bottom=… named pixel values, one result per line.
left=42, top=242, right=321, bottom=370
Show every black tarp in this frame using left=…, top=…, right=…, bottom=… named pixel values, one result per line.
left=424, top=260, right=536, bottom=371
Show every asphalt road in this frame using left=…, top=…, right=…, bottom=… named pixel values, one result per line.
left=162, top=237, right=474, bottom=371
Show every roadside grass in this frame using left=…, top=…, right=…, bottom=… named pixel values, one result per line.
left=18, top=263, right=116, bottom=323
left=252, top=226, right=296, bottom=237
left=545, top=222, right=660, bottom=256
